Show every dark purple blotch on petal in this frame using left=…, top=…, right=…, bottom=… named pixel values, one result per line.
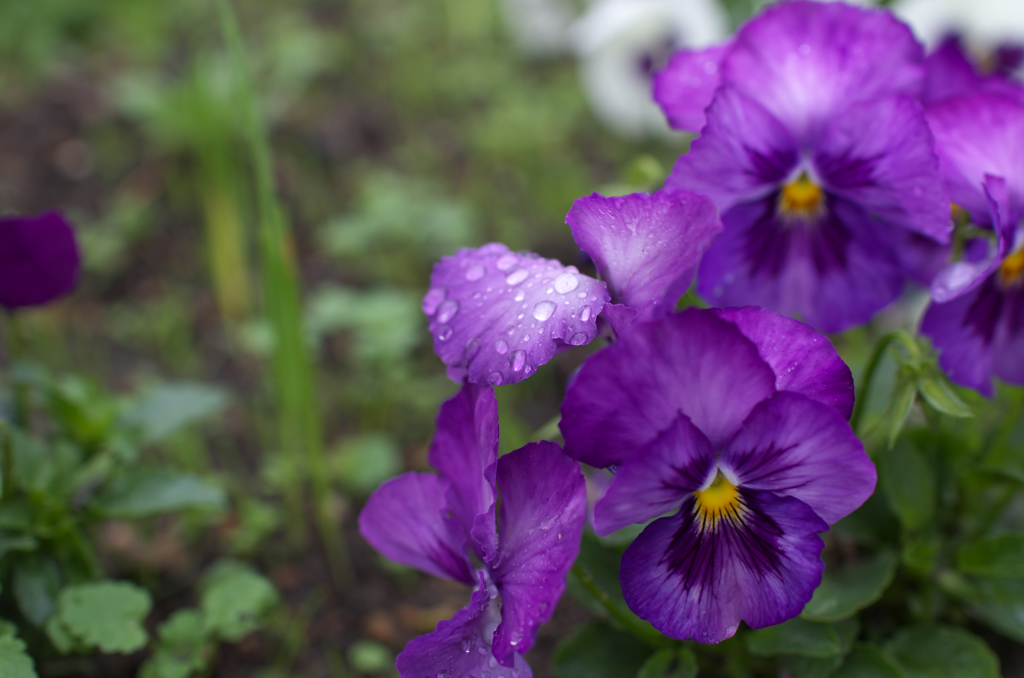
left=0, top=211, right=80, bottom=309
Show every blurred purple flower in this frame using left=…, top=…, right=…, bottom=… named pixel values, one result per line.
left=920, top=93, right=1024, bottom=395
left=921, top=36, right=1024, bottom=105
left=560, top=308, right=874, bottom=643
left=359, top=384, right=586, bottom=676
left=654, top=1, right=951, bottom=331
left=0, top=211, right=80, bottom=310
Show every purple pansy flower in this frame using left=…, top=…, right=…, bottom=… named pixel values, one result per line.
left=654, top=1, right=951, bottom=332
left=920, top=93, right=1024, bottom=395
left=560, top=308, right=875, bottom=642
left=0, top=211, right=80, bottom=310
left=424, top=189, right=722, bottom=384
left=359, top=383, right=586, bottom=675
left=921, top=36, right=1024, bottom=105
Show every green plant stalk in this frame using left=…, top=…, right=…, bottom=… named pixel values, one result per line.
left=216, top=0, right=351, bottom=586
left=570, top=562, right=671, bottom=649
left=850, top=331, right=899, bottom=434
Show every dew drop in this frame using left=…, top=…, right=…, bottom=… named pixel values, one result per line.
left=533, top=300, right=556, bottom=321
left=514, top=290, right=525, bottom=302
left=569, top=332, right=588, bottom=346
left=488, top=657, right=498, bottom=668
left=505, top=269, right=529, bottom=285
left=576, top=291, right=587, bottom=299
left=460, top=639, right=471, bottom=653
left=465, top=338, right=481, bottom=359
left=437, top=300, right=460, bottom=323
left=465, top=264, right=486, bottom=281
left=489, top=372, right=503, bottom=385
left=554, top=272, right=579, bottom=293
left=580, top=306, right=591, bottom=322
left=509, top=350, right=526, bottom=371
left=495, top=339, right=509, bottom=354
left=437, top=325, right=453, bottom=341
left=478, top=647, right=488, bottom=656
left=496, top=253, right=518, bottom=271
left=423, top=287, right=446, bottom=314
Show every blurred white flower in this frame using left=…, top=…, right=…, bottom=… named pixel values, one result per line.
left=569, top=0, right=727, bottom=139
left=498, top=0, right=578, bottom=56
left=892, top=0, right=1024, bottom=48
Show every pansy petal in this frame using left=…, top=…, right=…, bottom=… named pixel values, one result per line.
left=722, top=1, right=924, bottom=143
left=712, top=307, right=854, bottom=419
left=0, top=211, right=80, bottom=309
left=599, top=302, right=638, bottom=337
left=593, top=414, right=714, bottom=536
left=487, top=442, right=586, bottom=666
left=814, top=95, right=951, bottom=243
left=561, top=309, right=777, bottom=468
left=667, top=87, right=798, bottom=210
left=620, top=491, right=826, bottom=643
left=992, top=294, right=1024, bottom=388
left=921, top=281, right=1000, bottom=396
left=721, top=392, right=875, bottom=525
left=652, top=44, right=729, bottom=132
left=566, top=190, right=722, bottom=321
left=358, top=472, right=475, bottom=585
left=926, top=92, right=1024, bottom=222
left=425, top=244, right=610, bottom=386
left=396, top=574, right=534, bottom=678
left=428, top=383, right=499, bottom=553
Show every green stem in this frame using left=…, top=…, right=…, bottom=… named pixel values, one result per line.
left=571, top=562, right=670, bottom=649
left=850, top=332, right=899, bottom=434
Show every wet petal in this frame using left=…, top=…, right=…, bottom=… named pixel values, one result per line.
left=560, top=309, right=776, bottom=468
left=620, top=490, right=826, bottom=643
left=593, top=414, right=714, bottom=536
left=428, top=383, right=499, bottom=557
left=712, top=307, right=854, bottom=419
left=425, top=244, right=610, bottom=386
left=566, top=190, right=722, bottom=322
left=487, top=442, right=586, bottom=666
left=721, top=392, right=875, bottom=525
left=652, top=44, right=729, bottom=132
left=0, top=211, right=80, bottom=309
left=358, top=472, right=475, bottom=585
left=396, top=574, right=534, bottom=678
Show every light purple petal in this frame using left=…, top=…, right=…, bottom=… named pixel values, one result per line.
left=425, top=243, right=611, bottom=386
left=922, top=37, right=1024, bottom=107
left=428, top=382, right=499, bottom=557
left=926, top=92, right=1024, bottom=223
left=722, top=1, right=924, bottom=144
left=712, top=307, right=854, bottom=419
left=696, top=196, right=908, bottom=333
left=566, top=190, right=722, bottom=321
left=358, top=472, right=474, bottom=585
left=560, top=309, right=777, bottom=468
left=0, top=211, right=80, bottom=309
left=667, top=87, right=798, bottom=210
left=593, top=414, right=714, bottom=536
left=921, top=285, right=998, bottom=396
left=396, top=574, right=534, bottom=678
left=598, top=302, right=637, bottom=338
left=620, top=491, right=826, bottom=643
left=652, top=44, right=729, bottom=132
left=487, top=442, right=586, bottom=666
left=721, top=392, right=875, bottom=525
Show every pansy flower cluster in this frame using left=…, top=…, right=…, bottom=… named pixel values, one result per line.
left=362, top=0, right=1024, bottom=674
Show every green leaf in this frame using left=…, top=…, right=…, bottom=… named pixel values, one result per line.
left=0, top=533, right=37, bottom=561
left=200, top=561, right=278, bottom=641
left=125, top=382, right=229, bottom=444
left=44, top=616, right=81, bottom=655
left=139, top=610, right=209, bottom=678
left=746, top=618, right=845, bottom=658
left=915, top=371, right=972, bottom=418
left=553, top=623, right=651, bottom=678
left=802, top=550, right=899, bottom=622
left=959, top=578, right=1024, bottom=643
left=887, top=380, right=917, bottom=449
left=957, top=534, right=1024, bottom=578
left=0, top=636, right=37, bottom=678
left=637, top=646, right=698, bottom=678
left=780, top=654, right=843, bottom=678
left=880, top=440, right=935, bottom=532
left=94, top=468, right=226, bottom=518
left=347, top=640, right=393, bottom=674
left=12, top=557, right=61, bottom=627
left=57, top=581, right=152, bottom=653
left=885, top=626, right=999, bottom=678
left=834, top=643, right=906, bottom=678
left=901, top=536, right=940, bottom=575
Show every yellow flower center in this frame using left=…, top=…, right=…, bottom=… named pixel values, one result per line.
left=694, top=471, right=742, bottom=530
left=779, top=174, right=825, bottom=221
left=999, top=248, right=1024, bottom=288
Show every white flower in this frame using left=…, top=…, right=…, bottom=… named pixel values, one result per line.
left=891, top=0, right=1024, bottom=48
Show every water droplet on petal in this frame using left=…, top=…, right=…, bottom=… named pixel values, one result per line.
left=489, top=372, right=503, bottom=385
left=569, top=332, right=588, bottom=345
left=437, top=325, right=453, bottom=341
left=505, top=269, right=529, bottom=285
left=554, top=272, right=579, bottom=293
left=466, top=264, right=486, bottom=281
left=460, top=639, right=471, bottom=653
left=509, top=350, right=526, bottom=371
left=465, top=338, right=481, bottom=359
left=533, top=300, right=556, bottom=321
left=489, top=656, right=498, bottom=668
left=514, top=290, right=525, bottom=302
left=576, top=291, right=587, bottom=299
left=478, top=647, right=488, bottom=656
left=496, top=253, right=518, bottom=271
left=423, top=287, right=446, bottom=314
left=437, top=300, right=460, bottom=323
left=495, top=339, right=508, bottom=354
left=580, top=306, right=591, bottom=322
